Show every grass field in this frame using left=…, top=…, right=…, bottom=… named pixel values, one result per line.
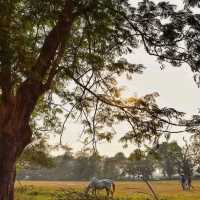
left=15, top=180, right=200, bottom=200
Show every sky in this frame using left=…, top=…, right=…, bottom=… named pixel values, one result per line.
left=51, top=0, right=200, bottom=156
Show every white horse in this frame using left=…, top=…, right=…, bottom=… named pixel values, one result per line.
left=86, top=177, right=115, bottom=198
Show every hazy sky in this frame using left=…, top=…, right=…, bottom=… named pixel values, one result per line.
left=51, top=0, right=200, bottom=156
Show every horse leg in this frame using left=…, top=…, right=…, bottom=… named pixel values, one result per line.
left=106, top=188, right=110, bottom=199
left=111, top=189, right=113, bottom=199
left=181, top=183, right=185, bottom=191
left=185, top=182, right=188, bottom=190
left=91, top=188, right=95, bottom=196
left=95, top=189, right=97, bottom=198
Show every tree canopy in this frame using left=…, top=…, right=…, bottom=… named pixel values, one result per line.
left=0, top=0, right=188, bottom=151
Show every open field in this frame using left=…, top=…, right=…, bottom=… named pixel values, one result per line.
left=15, top=180, right=200, bottom=200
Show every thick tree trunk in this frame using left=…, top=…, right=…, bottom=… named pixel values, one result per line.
left=0, top=162, right=16, bottom=200
left=0, top=122, right=32, bottom=200
left=0, top=135, right=17, bottom=200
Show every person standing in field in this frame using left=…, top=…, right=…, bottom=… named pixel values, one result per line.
left=180, top=174, right=186, bottom=190
left=187, top=175, right=193, bottom=190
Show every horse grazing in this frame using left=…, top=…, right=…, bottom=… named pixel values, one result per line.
left=86, top=177, right=115, bottom=198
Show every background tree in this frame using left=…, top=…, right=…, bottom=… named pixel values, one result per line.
left=17, top=144, right=200, bottom=181
left=152, top=142, right=182, bottom=179
left=16, top=138, right=54, bottom=181
left=113, top=152, right=127, bottom=179
left=17, top=145, right=75, bottom=181
left=102, top=157, right=121, bottom=179
left=17, top=139, right=54, bottom=169
left=72, top=150, right=102, bottom=180
left=176, top=140, right=195, bottom=181
left=126, top=149, right=154, bottom=180
left=190, top=135, right=200, bottom=174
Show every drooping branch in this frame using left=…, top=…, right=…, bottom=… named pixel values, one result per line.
left=67, top=69, right=185, bottom=128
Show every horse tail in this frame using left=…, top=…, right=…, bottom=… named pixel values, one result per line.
left=112, top=182, right=115, bottom=194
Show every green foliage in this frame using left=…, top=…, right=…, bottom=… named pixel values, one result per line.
left=151, top=142, right=182, bottom=179
left=18, top=139, right=54, bottom=169
left=131, top=0, right=200, bottom=93
left=72, top=151, right=102, bottom=180
left=0, top=0, right=188, bottom=154
left=126, top=149, right=154, bottom=180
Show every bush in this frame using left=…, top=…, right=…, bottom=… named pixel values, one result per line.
left=54, top=189, right=129, bottom=200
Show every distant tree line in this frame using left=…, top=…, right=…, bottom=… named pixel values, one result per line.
left=17, top=141, right=200, bottom=181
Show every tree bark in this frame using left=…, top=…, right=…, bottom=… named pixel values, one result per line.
left=0, top=135, right=21, bottom=200
left=0, top=100, right=32, bottom=200
left=0, top=162, right=16, bottom=200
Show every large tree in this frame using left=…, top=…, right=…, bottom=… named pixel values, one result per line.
left=153, top=142, right=182, bottom=179
left=1, top=0, right=199, bottom=199
left=126, top=149, right=155, bottom=180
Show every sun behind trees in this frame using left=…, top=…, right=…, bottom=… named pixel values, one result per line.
left=1, top=0, right=200, bottom=199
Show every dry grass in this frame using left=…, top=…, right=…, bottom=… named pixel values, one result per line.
left=15, top=180, right=200, bottom=200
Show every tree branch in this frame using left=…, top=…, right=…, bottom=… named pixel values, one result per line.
left=30, top=0, right=73, bottom=82
left=67, top=69, right=185, bottom=128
